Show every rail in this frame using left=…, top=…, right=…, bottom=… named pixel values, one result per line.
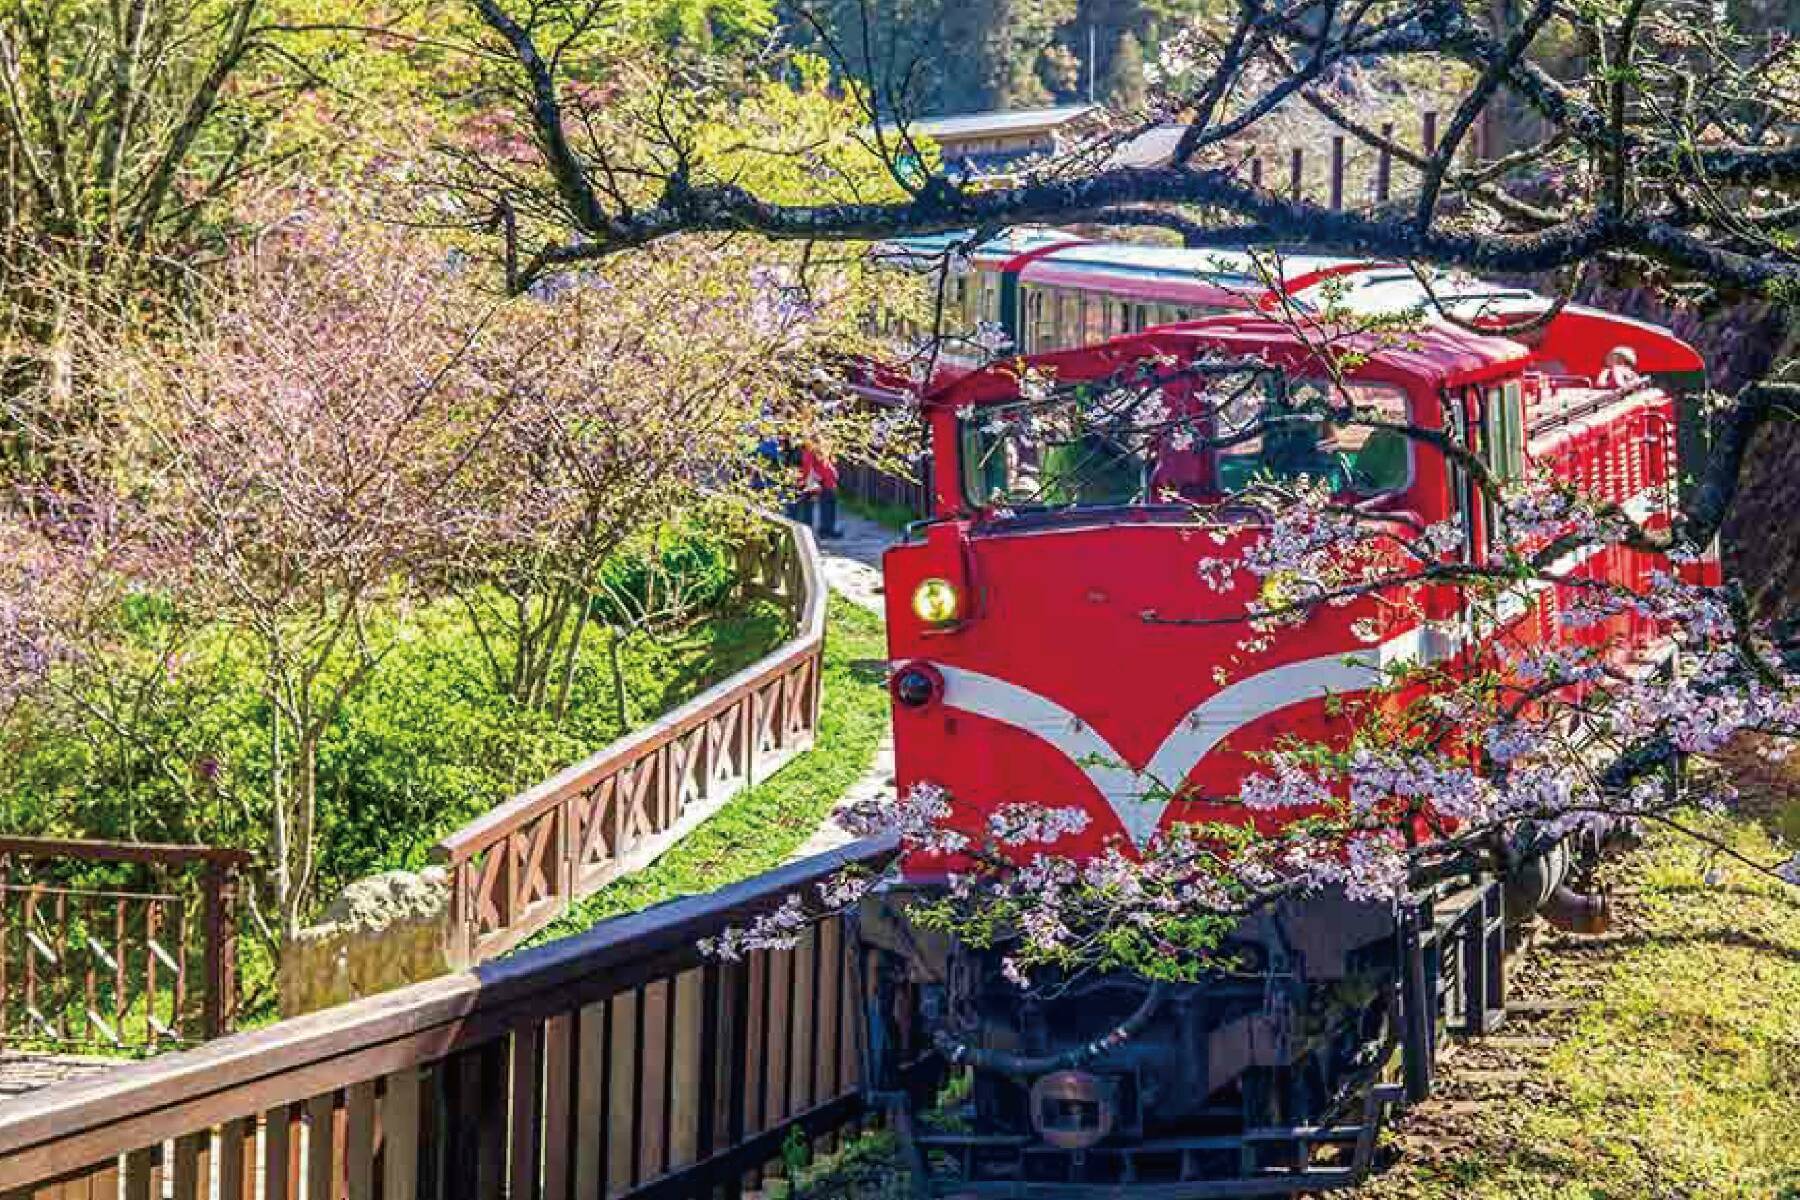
left=0, top=835, right=902, bottom=1200
left=0, top=838, right=249, bottom=1051
left=432, top=512, right=828, bottom=965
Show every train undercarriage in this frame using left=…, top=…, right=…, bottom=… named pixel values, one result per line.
left=854, top=861, right=1560, bottom=1198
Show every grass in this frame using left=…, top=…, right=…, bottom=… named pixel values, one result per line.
left=525, top=593, right=890, bottom=944
left=843, top=492, right=919, bottom=533
left=1366, top=814, right=1800, bottom=1200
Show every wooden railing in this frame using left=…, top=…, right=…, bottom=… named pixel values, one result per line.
left=0, top=835, right=905, bottom=1200
left=0, top=838, right=249, bottom=1052
left=433, top=514, right=828, bottom=966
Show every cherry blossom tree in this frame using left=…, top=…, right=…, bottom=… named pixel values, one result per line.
left=101, top=209, right=521, bottom=934
left=441, top=237, right=883, bottom=716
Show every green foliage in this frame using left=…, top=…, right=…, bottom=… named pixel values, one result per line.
left=591, top=521, right=739, bottom=626
left=312, top=596, right=785, bottom=888
left=0, top=530, right=789, bottom=911
left=527, top=595, right=890, bottom=942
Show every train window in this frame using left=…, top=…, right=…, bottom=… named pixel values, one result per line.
left=959, top=379, right=1221, bottom=510
left=978, top=273, right=1001, bottom=326
left=1023, top=287, right=1048, bottom=352
left=1482, top=381, right=1525, bottom=481
left=947, top=274, right=970, bottom=327
left=1082, top=293, right=1106, bottom=342
left=1058, top=291, right=1082, bottom=348
left=1214, top=380, right=1414, bottom=496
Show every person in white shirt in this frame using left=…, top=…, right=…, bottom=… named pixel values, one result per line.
left=1596, top=345, right=1644, bottom=390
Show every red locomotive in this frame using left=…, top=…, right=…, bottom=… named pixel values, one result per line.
left=856, top=241, right=1713, bottom=1194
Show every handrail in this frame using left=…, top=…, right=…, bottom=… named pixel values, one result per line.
left=0, top=835, right=901, bottom=1199
left=431, top=509, right=828, bottom=964
left=0, top=836, right=252, bottom=869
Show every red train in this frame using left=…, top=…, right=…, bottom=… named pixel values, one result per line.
left=857, top=235, right=1714, bottom=1195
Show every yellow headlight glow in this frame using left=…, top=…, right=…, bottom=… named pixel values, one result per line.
left=912, top=577, right=961, bottom=625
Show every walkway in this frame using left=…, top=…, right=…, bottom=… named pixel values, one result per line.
left=0, top=1050, right=115, bottom=1105
left=792, top=509, right=900, bottom=861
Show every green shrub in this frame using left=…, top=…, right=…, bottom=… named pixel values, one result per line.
left=0, top=523, right=789, bottom=909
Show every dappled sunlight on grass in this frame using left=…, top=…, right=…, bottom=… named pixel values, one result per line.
left=1368, top=816, right=1800, bottom=1200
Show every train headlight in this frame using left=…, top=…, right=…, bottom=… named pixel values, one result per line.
left=912, top=577, right=961, bottom=625
left=893, top=665, right=941, bottom=709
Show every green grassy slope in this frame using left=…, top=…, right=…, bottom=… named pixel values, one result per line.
left=526, top=595, right=890, bottom=944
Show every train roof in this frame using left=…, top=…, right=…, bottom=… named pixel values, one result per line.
left=877, top=227, right=1381, bottom=306
left=930, top=313, right=1530, bottom=408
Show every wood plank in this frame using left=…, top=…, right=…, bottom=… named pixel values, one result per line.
left=446, top=1053, right=483, bottom=1200
left=604, top=992, right=638, bottom=1198
left=572, top=1004, right=605, bottom=1200
left=304, top=1094, right=337, bottom=1200
left=345, top=1083, right=376, bottom=1200
left=667, top=971, right=704, bottom=1171
left=814, top=922, right=841, bottom=1104
left=709, top=963, right=738, bottom=1160
left=83, top=1160, right=118, bottom=1200
left=170, top=1132, right=205, bottom=1200
left=741, top=953, right=766, bottom=1140
left=475, top=1043, right=506, bottom=1200
left=264, top=1105, right=295, bottom=1200
left=636, top=981, right=669, bottom=1183
left=121, top=1149, right=153, bottom=1200
left=381, top=1069, right=420, bottom=1200
left=217, top=1118, right=251, bottom=1200
left=762, top=949, right=791, bottom=1124
left=790, top=928, right=818, bottom=1114
left=839, top=942, right=861, bottom=1095
left=540, top=1014, right=573, bottom=1200
left=508, top=1024, right=543, bottom=1200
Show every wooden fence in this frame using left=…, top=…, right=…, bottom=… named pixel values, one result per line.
left=0, top=835, right=905, bottom=1200
left=0, top=838, right=249, bottom=1052
left=432, top=515, right=828, bottom=966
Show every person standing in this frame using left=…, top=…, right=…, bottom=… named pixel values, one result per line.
left=798, top=442, right=843, bottom=539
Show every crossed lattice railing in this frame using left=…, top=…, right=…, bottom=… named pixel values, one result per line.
left=0, top=838, right=250, bottom=1052
left=432, top=512, right=827, bottom=965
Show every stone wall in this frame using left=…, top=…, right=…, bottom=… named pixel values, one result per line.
left=279, top=867, right=456, bottom=1018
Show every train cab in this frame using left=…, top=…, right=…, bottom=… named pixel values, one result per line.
left=880, top=310, right=1704, bottom=865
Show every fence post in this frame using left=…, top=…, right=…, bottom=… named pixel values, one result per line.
left=1423, top=110, right=1439, bottom=157
left=0, top=854, right=8, bottom=1053
left=201, top=857, right=240, bottom=1039
left=1330, top=136, right=1345, bottom=210
left=1288, top=148, right=1304, bottom=200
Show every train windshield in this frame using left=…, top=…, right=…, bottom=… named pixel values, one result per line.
left=1214, top=379, right=1414, bottom=496
left=960, top=371, right=1414, bottom=511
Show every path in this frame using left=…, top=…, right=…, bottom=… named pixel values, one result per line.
left=792, top=509, right=900, bottom=861
left=0, top=1050, right=115, bottom=1105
